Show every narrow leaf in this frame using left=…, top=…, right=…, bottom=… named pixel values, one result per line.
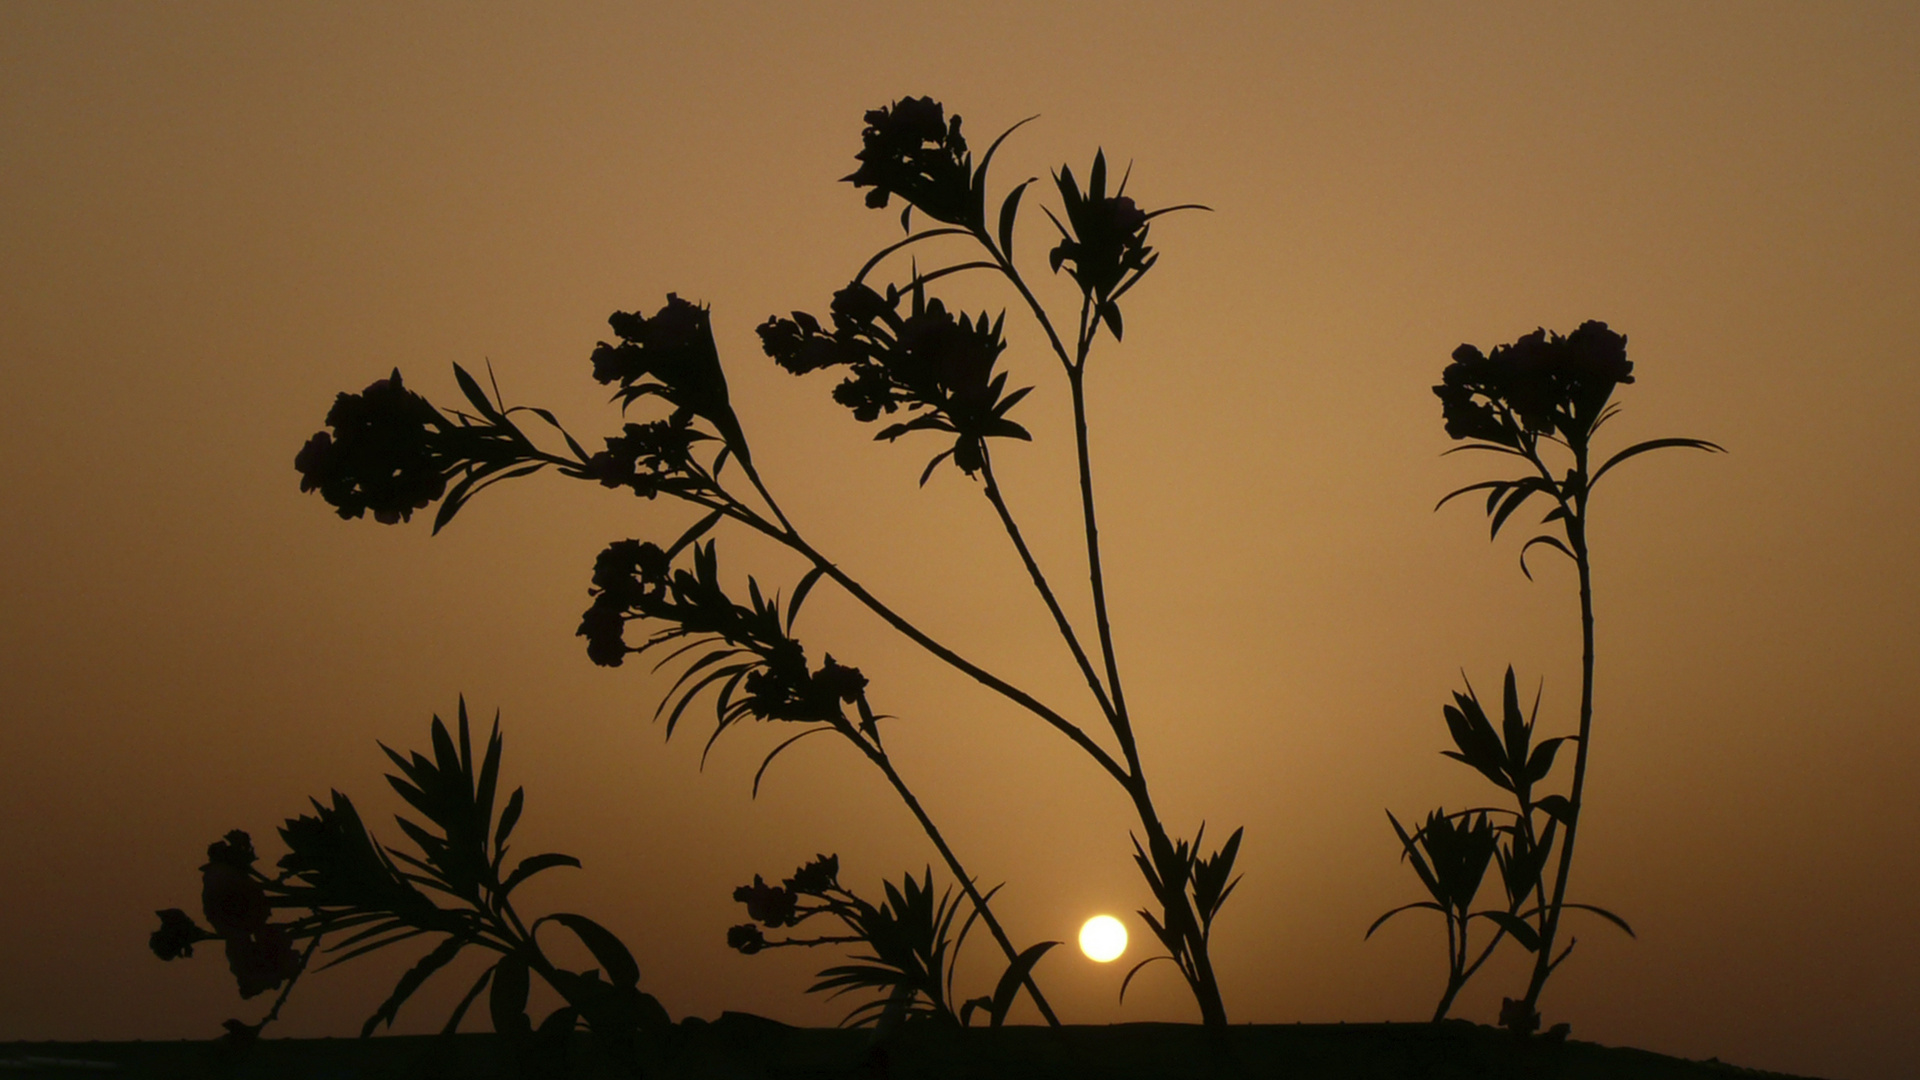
left=1365, top=900, right=1445, bottom=939
left=1591, top=437, right=1726, bottom=489
left=987, top=941, right=1058, bottom=1027
left=753, top=728, right=830, bottom=798
left=667, top=509, right=726, bottom=561
left=361, top=935, right=468, bottom=1037
left=539, top=912, right=641, bottom=990
left=490, top=953, right=531, bottom=1038
left=1473, top=910, right=1542, bottom=952
left=1118, top=954, right=1176, bottom=1004
left=501, top=852, right=581, bottom=896
left=442, top=965, right=496, bottom=1036
left=1562, top=902, right=1636, bottom=937
left=786, top=566, right=828, bottom=632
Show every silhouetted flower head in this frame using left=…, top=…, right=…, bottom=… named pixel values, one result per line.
left=742, top=651, right=868, bottom=724
left=734, top=875, right=801, bottom=927
left=296, top=370, right=450, bottom=524
left=224, top=923, right=302, bottom=999
left=843, top=97, right=974, bottom=229
left=1049, top=151, right=1153, bottom=306
left=785, top=853, right=840, bottom=896
left=576, top=540, right=675, bottom=668
left=758, top=283, right=1030, bottom=480
left=150, top=908, right=212, bottom=961
left=727, top=923, right=768, bottom=954
left=201, top=831, right=269, bottom=937
left=591, top=295, right=746, bottom=457
left=587, top=416, right=713, bottom=499
left=1435, top=322, right=1634, bottom=452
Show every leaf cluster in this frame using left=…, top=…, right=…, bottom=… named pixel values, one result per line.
left=1120, top=826, right=1242, bottom=1004
left=149, top=703, right=667, bottom=1053
left=727, top=855, right=1055, bottom=1030
left=758, top=281, right=1032, bottom=481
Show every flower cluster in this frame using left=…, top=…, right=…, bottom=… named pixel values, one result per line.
left=576, top=540, right=867, bottom=725
left=842, top=97, right=973, bottom=229
left=586, top=415, right=713, bottom=499
left=591, top=294, right=746, bottom=457
left=150, top=830, right=303, bottom=999
left=294, top=371, right=451, bottom=524
left=758, top=283, right=1031, bottom=478
left=726, top=854, right=841, bottom=955
left=1435, top=321, right=1635, bottom=452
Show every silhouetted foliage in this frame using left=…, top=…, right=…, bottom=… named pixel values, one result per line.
left=1374, top=323, right=1720, bottom=1033
left=289, top=95, right=1229, bottom=1027
left=149, top=702, right=666, bottom=1069
left=727, top=854, right=1058, bottom=1031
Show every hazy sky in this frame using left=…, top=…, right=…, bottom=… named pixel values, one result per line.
left=4, top=4, right=1917, bottom=1078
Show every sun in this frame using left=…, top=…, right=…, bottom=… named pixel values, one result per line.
left=1078, top=915, right=1128, bottom=962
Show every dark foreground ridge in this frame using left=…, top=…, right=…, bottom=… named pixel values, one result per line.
left=1, top=1016, right=1824, bottom=1080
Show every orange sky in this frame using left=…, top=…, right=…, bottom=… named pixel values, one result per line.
left=3, top=4, right=1917, bottom=1079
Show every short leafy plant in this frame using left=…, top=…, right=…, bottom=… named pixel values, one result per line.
left=1372, top=322, right=1721, bottom=1032
left=149, top=701, right=667, bottom=1065
left=292, top=96, right=1240, bottom=1025
left=726, top=853, right=1057, bottom=1030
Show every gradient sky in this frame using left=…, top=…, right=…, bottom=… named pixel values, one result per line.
left=4, top=4, right=1917, bottom=1079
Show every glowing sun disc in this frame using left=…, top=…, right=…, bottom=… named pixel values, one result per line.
left=1078, top=915, right=1128, bottom=962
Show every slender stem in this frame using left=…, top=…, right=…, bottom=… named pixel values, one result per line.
left=727, top=447, right=795, bottom=536
left=702, top=446, right=1127, bottom=784
left=1068, top=363, right=1137, bottom=765
left=979, top=452, right=1118, bottom=724
left=849, top=697, right=1061, bottom=1027
left=1520, top=443, right=1595, bottom=1022
left=983, top=239, right=1076, bottom=374
left=250, top=933, right=324, bottom=1035
left=990, top=227, right=1228, bottom=1027
left=777, top=524, right=1130, bottom=786
left=1433, top=916, right=1463, bottom=1021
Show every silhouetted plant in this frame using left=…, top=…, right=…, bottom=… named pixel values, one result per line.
left=1374, top=322, right=1720, bottom=1033
left=149, top=701, right=666, bottom=1069
left=726, top=853, right=1057, bottom=1030
left=293, top=96, right=1238, bottom=1025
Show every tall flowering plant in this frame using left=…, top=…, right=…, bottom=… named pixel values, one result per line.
left=1372, top=323, right=1721, bottom=1032
left=291, top=98, right=1234, bottom=1025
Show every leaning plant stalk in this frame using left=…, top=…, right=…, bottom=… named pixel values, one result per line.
left=846, top=695, right=1060, bottom=1026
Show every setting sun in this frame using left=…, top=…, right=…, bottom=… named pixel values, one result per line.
left=1078, top=915, right=1129, bottom=963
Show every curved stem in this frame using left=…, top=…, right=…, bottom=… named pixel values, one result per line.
left=849, top=698, right=1061, bottom=1027
left=983, top=235, right=1076, bottom=373
left=714, top=448, right=1118, bottom=780
left=979, top=452, right=1117, bottom=724
left=756, top=517, right=1129, bottom=786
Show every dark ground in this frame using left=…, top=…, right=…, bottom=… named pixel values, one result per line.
left=0, top=1016, right=1828, bottom=1079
